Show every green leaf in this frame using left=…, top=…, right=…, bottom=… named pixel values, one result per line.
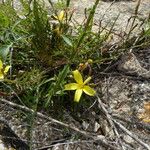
left=57, top=65, right=70, bottom=85
left=144, top=28, right=150, bottom=36
left=61, top=35, right=73, bottom=47
left=0, top=12, right=9, bottom=28
left=0, top=43, right=12, bottom=61
left=45, top=65, right=70, bottom=107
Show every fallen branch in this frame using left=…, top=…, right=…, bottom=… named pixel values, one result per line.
left=112, top=114, right=150, bottom=132
left=97, top=95, right=126, bottom=150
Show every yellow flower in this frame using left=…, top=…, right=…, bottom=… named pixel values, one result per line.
left=0, top=59, right=10, bottom=80
left=53, top=10, right=65, bottom=22
left=65, top=70, right=96, bottom=102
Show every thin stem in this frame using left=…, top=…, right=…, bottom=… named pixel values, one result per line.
left=71, top=0, right=100, bottom=61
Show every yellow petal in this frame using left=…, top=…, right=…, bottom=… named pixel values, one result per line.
left=73, top=70, right=83, bottom=84
left=0, top=59, right=3, bottom=69
left=83, top=85, right=96, bottom=96
left=53, top=11, right=65, bottom=21
left=74, top=89, right=83, bottom=102
left=65, top=83, right=78, bottom=90
left=83, top=76, right=91, bottom=85
left=0, top=73, right=4, bottom=79
left=58, top=10, right=65, bottom=21
left=4, top=65, right=10, bottom=74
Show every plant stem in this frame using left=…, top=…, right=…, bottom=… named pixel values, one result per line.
left=71, top=0, right=100, bottom=61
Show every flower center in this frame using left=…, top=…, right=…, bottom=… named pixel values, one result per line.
left=78, top=84, right=84, bottom=89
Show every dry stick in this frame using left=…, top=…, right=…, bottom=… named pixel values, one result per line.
left=112, top=114, right=150, bottom=132
left=113, top=120, right=150, bottom=150
left=97, top=95, right=126, bottom=150
left=36, top=139, right=98, bottom=150
left=96, top=96, right=150, bottom=150
left=0, top=98, right=118, bottom=150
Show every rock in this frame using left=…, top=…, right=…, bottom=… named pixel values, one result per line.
left=117, top=52, right=150, bottom=79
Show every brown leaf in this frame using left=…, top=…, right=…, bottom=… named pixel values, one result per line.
left=138, top=102, right=150, bottom=123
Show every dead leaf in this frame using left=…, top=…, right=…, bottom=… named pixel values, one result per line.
left=138, top=102, right=150, bottom=123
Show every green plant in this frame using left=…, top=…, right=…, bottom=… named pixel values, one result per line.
left=53, top=0, right=66, bottom=10
left=70, top=0, right=100, bottom=61
left=12, top=68, right=43, bottom=107
left=0, top=12, right=9, bottom=29
left=144, top=18, right=150, bottom=37
left=30, top=0, right=51, bottom=51
left=43, top=65, right=70, bottom=107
